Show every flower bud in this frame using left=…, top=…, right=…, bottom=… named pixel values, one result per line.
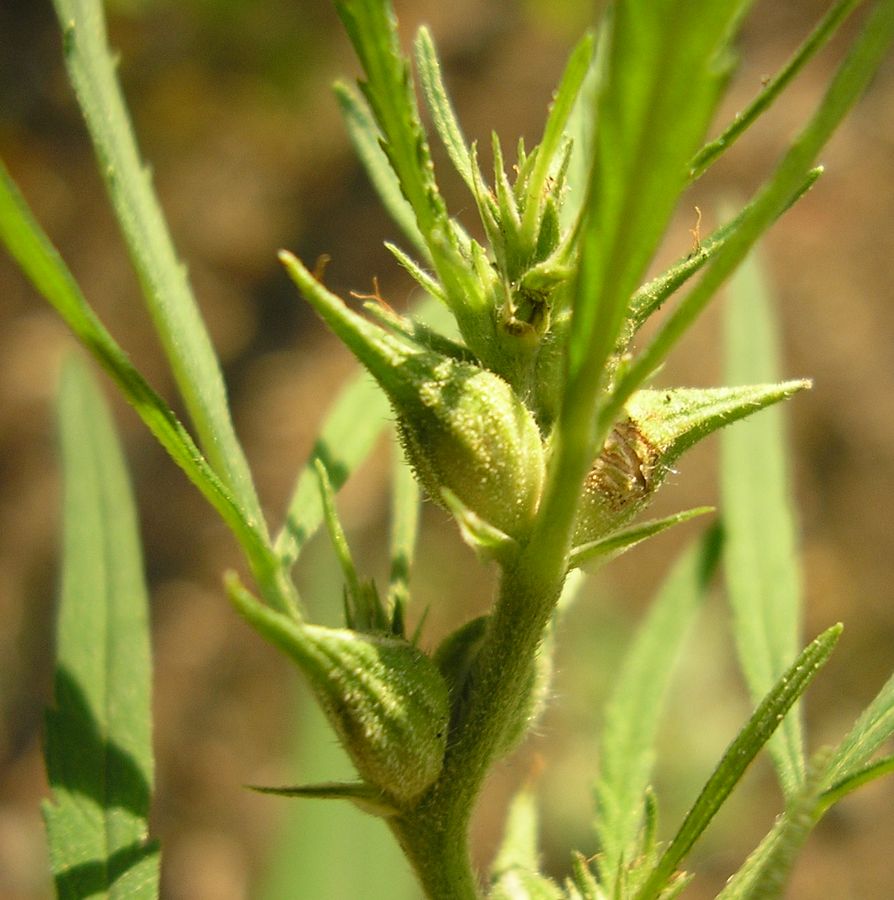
left=226, top=576, right=449, bottom=805
left=394, top=356, right=544, bottom=539
left=297, top=625, right=449, bottom=804
left=573, top=381, right=809, bottom=546
left=281, top=251, right=545, bottom=540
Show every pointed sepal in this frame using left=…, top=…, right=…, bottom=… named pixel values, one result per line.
left=569, top=507, right=713, bottom=570
left=441, top=488, right=520, bottom=566
left=247, top=781, right=399, bottom=817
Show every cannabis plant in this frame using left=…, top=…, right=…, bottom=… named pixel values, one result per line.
left=1, top=0, right=893, bottom=896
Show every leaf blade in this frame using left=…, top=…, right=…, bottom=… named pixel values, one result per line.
left=634, top=625, right=842, bottom=900
left=0, top=162, right=294, bottom=614
left=334, top=82, right=430, bottom=258
left=50, top=0, right=262, bottom=521
left=826, top=670, right=894, bottom=784
left=594, top=529, right=721, bottom=891
left=722, top=250, right=806, bottom=795
left=42, top=357, right=159, bottom=899
left=414, top=27, right=476, bottom=195
left=606, top=0, right=894, bottom=426
left=690, top=0, right=864, bottom=180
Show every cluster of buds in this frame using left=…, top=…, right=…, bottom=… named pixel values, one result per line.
left=266, top=11, right=811, bottom=794
left=280, top=243, right=806, bottom=788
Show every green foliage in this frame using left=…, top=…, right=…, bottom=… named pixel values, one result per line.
left=723, top=252, right=807, bottom=797
left=43, top=359, right=159, bottom=897
left=50, top=0, right=262, bottom=518
left=1, top=0, right=893, bottom=896
left=633, top=625, right=842, bottom=900
left=593, top=530, right=721, bottom=894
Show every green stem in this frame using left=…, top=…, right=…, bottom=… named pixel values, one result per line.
left=389, top=798, right=480, bottom=900
left=392, top=557, right=565, bottom=897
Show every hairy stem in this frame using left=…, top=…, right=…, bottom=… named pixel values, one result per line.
left=393, top=556, right=565, bottom=897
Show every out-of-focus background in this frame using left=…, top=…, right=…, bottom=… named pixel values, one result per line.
left=1, top=0, right=892, bottom=897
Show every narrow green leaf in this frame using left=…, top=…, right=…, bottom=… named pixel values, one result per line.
left=0, top=163, right=295, bottom=615
left=414, top=27, right=476, bottom=193
left=626, top=168, right=822, bottom=334
left=566, top=0, right=743, bottom=385
left=569, top=507, right=713, bottom=570
left=534, top=0, right=745, bottom=577
left=50, top=0, right=262, bottom=521
left=247, top=781, right=398, bottom=818
left=594, top=529, right=721, bottom=892
left=722, top=250, right=805, bottom=796
left=568, top=851, right=600, bottom=900
left=820, top=753, right=894, bottom=810
left=315, top=459, right=363, bottom=601
left=387, top=438, right=420, bottom=622
left=42, top=357, right=159, bottom=898
left=384, top=242, right=445, bottom=301
left=825, top=669, right=894, bottom=783
left=717, top=750, right=833, bottom=900
left=520, top=31, right=595, bottom=241
left=334, top=82, right=429, bottom=258
left=634, top=625, right=842, bottom=900
left=690, top=0, right=864, bottom=180
left=559, top=27, right=605, bottom=232
left=605, top=0, right=894, bottom=428
left=335, top=0, right=449, bottom=244
left=719, top=667, right=894, bottom=897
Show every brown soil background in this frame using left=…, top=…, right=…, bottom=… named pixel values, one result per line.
left=1, top=1, right=892, bottom=897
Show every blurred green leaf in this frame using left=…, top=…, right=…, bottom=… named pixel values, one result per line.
left=275, top=369, right=390, bottom=569
left=594, top=529, right=721, bottom=892
left=634, top=625, right=841, bottom=900
left=825, top=670, right=894, bottom=784
left=42, top=358, right=159, bottom=898
left=334, top=81, right=430, bottom=258
left=490, top=788, right=563, bottom=899
left=50, top=0, right=263, bottom=521
left=722, top=250, right=806, bottom=796
left=335, top=0, right=449, bottom=244
left=607, top=0, right=894, bottom=425
left=690, top=0, right=864, bottom=180
left=414, top=26, right=476, bottom=195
